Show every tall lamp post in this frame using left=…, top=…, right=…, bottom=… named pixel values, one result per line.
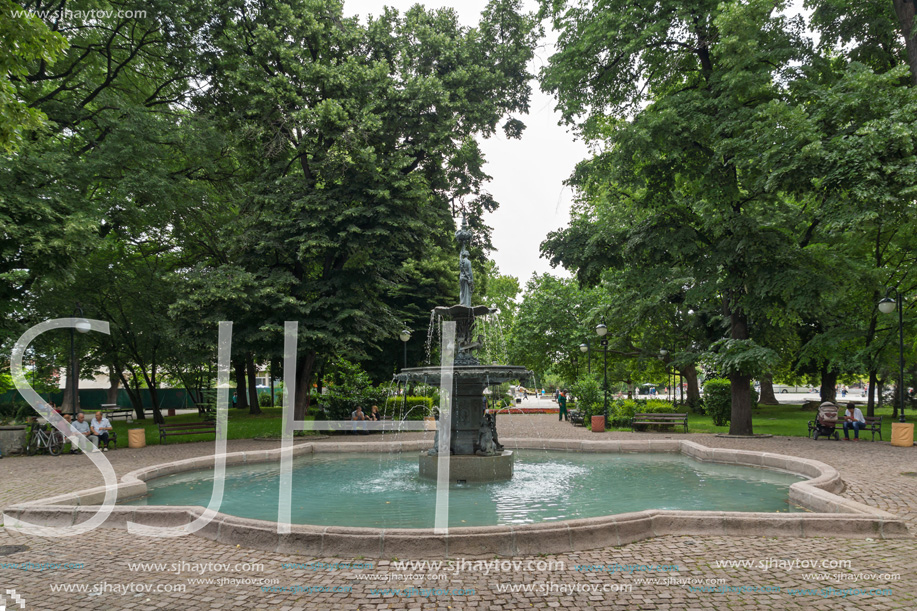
left=879, top=293, right=906, bottom=423
left=579, top=341, right=592, bottom=374
left=399, top=328, right=411, bottom=371
left=69, top=305, right=91, bottom=417
left=596, top=322, right=609, bottom=422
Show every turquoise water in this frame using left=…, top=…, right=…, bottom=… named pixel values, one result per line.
left=123, top=451, right=806, bottom=528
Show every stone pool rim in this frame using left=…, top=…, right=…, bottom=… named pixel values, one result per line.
left=3, top=439, right=909, bottom=557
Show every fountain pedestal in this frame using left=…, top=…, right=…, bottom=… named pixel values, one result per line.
left=419, top=451, right=514, bottom=483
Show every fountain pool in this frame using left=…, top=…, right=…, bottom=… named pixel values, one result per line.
left=122, top=450, right=806, bottom=527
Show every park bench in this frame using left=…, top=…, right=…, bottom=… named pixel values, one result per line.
left=631, top=412, right=689, bottom=433
left=100, top=404, right=135, bottom=423
left=568, top=410, right=585, bottom=426
left=158, top=421, right=217, bottom=444
left=807, top=415, right=882, bottom=441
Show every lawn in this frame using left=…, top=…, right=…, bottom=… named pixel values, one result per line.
left=610, top=402, right=917, bottom=441
left=107, top=407, right=317, bottom=447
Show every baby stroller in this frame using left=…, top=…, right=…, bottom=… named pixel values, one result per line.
left=812, top=402, right=840, bottom=440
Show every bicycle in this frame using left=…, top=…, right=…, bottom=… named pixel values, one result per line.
left=26, top=422, right=64, bottom=456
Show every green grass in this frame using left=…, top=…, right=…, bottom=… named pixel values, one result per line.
left=105, top=407, right=317, bottom=447
left=609, top=403, right=917, bottom=441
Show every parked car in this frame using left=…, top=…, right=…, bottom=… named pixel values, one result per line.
left=770, top=384, right=814, bottom=394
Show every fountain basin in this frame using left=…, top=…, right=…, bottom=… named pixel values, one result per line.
left=4, top=439, right=908, bottom=557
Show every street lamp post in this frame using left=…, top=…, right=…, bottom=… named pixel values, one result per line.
left=69, top=304, right=91, bottom=417
left=399, top=328, right=411, bottom=371
left=579, top=341, right=591, bottom=374
left=879, top=293, right=906, bottom=423
left=596, top=322, right=609, bottom=422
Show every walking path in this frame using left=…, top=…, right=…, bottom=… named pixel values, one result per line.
left=1, top=413, right=914, bottom=610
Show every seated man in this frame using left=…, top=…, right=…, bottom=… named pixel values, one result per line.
left=842, top=403, right=866, bottom=441
left=70, top=412, right=98, bottom=453
left=90, top=411, right=113, bottom=451
left=351, top=406, right=369, bottom=435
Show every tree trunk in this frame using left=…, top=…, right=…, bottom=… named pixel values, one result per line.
left=893, top=0, right=917, bottom=86
left=680, top=365, right=702, bottom=407
left=246, top=353, right=261, bottom=415
left=819, top=366, right=838, bottom=404
left=877, top=377, right=885, bottom=408
left=117, top=368, right=145, bottom=419
left=149, top=386, right=164, bottom=425
left=294, top=350, right=317, bottom=421
left=866, top=369, right=878, bottom=417
left=61, top=365, right=78, bottom=414
left=758, top=373, right=779, bottom=405
left=234, top=358, right=248, bottom=409
left=728, top=310, right=754, bottom=435
left=107, top=368, right=120, bottom=406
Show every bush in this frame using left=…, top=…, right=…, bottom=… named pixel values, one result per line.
left=570, top=374, right=603, bottom=420
left=0, top=402, right=31, bottom=424
left=703, top=379, right=732, bottom=426
left=258, top=392, right=273, bottom=407
left=384, top=396, right=435, bottom=420
left=319, top=357, right=386, bottom=421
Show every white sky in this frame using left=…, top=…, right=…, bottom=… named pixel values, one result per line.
left=345, top=1, right=811, bottom=286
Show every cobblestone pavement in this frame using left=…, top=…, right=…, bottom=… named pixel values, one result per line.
left=1, top=409, right=914, bottom=610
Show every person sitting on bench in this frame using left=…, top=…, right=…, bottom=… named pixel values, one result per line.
left=842, top=403, right=866, bottom=441
left=351, top=406, right=369, bottom=435
left=90, top=411, right=113, bottom=451
left=71, top=412, right=98, bottom=453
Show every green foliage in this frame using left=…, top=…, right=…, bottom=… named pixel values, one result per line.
left=0, top=0, right=69, bottom=151
left=570, top=373, right=603, bottom=419
left=707, top=339, right=780, bottom=378
left=384, top=396, right=435, bottom=420
left=0, top=402, right=31, bottom=424
left=258, top=393, right=272, bottom=407
left=507, top=274, right=607, bottom=383
left=319, top=358, right=385, bottom=421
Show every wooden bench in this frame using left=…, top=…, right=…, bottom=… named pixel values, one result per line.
left=100, top=405, right=135, bottom=423
left=568, top=410, right=585, bottom=426
left=158, top=421, right=217, bottom=444
left=631, top=412, right=688, bottom=433
left=807, top=416, right=882, bottom=441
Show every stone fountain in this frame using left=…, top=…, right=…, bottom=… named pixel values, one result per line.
left=395, top=218, right=532, bottom=482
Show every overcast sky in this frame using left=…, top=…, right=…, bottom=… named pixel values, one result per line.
left=345, top=1, right=811, bottom=286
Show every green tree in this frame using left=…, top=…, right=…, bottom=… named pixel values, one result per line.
left=0, top=0, right=68, bottom=150
left=194, top=0, right=539, bottom=419
left=538, top=0, right=822, bottom=434
left=509, top=274, right=604, bottom=385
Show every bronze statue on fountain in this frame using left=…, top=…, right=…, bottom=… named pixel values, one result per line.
left=395, top=217, right=531, bottom=482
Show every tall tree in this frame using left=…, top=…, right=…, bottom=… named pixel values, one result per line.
left=194, top=0, right=539, bottom=419
left=539, top=0, right=817, bottom=434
